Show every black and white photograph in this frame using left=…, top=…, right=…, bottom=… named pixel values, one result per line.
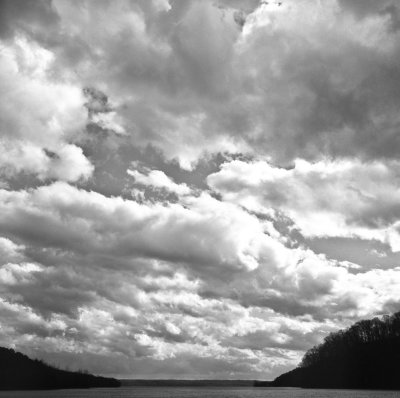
left=1, top=0, right=400, bottom=397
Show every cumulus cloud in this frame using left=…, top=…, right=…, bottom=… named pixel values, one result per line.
left=3, top=0, right=400, bottom=166
left=0, top=237, right=24, bottom=265
left=0, top=36, right=92, bottom=182
left=44, top=0, right=400, bottom=165
left=230, top=0, right=400, bottom=163
left=0, top=38, right=85, bottom=143
left=1, top=179, right=400, bottom=377
left=208, top=158, right=400, bottom=250
left=0, top=142, right=93, bottom=182
left=1, top=0, right=400, bottom=381
left=0, top=182, right=271, bottom=273
left=128, top=168, right=192, bottom=196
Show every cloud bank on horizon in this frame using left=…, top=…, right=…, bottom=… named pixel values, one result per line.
left=1, top=0, right=400, bottom=380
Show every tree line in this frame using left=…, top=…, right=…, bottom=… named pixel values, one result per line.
left=272, top=311, right=400, bottom=389
left=0, top=347, right=120, bottom=390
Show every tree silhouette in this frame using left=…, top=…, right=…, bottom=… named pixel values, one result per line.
left=0, top=347, right=120, bottom=390
left=273, top=311, right=400, bottom=389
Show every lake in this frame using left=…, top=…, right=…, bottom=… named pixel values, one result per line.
left=0, top=387, right=399, bottom=398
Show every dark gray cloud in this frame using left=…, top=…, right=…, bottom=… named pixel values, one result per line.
left=0, top=0, right=59, bottom=40
left=2, top=0, right=400, bottom=166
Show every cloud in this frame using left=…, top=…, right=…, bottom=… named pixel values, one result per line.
left=1, top=0, right=400, bottom=381
left=0, top=182, right=273, bottom=273
left=225, top=0, right=400, bottom=163
left=1, top=0, right=247, bottom=169
left=2, top=160, right=400, bottom=378
left=128, top=168, right=192, bottom=196
left=3, top=0, right=400, bottom=168
left=0, top=237, right=24, bottom=265
left=208, top=158, right=400, bottom=250
left=83, top=87, right=126, bottom=135
left=0, top=142, right=93, bottom=182
left=0, top=0, right=60, bottom=41
left=0, top=36, right=92, bottom=182
left=0, top=38, right=85, bottom=144
left=2, top=180, right=399, bottom=318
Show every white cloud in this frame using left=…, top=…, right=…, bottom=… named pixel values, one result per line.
left=0, top=38, right=86, bottom=144
left=0, top=238, right=24, bottom=265
left=0, top=37, right=91, bottom=181
left=0, top=142, right=93, bottom=182
left=1, top=170, right=400, bottom=378
left=0, top=182, right=274, bottom=272
left=208, top=158, right=400, bottom=250
left=90, top=111, right=126, bottom=135
left=128, top=168, right=191, bottom=195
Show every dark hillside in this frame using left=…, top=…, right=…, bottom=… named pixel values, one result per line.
left=0, top=347, right=120, bottom=390
left=272, top=312, right=400, bottom=389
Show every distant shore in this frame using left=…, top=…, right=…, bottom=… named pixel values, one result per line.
left=120, top=379, right=272, bottom=387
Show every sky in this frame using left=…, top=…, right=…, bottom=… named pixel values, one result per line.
left=1, top=0, right=400, bottom=381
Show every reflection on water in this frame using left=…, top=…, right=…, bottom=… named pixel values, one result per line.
left=0, top=387, right=399, bottom=398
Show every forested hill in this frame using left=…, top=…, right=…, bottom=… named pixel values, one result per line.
left=0, top=347, right=120, bottom=390
left=272, top=312, right=400, bottom=390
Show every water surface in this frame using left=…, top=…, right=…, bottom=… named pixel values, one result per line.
left=0, top=387, right=399, bottom=398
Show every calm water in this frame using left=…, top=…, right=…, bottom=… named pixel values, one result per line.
left=0, top=387, right=399, bottom=398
